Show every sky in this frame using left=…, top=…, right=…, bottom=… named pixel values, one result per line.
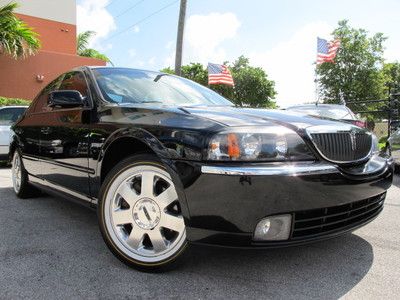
left=76, top=0, right=400, bottom=107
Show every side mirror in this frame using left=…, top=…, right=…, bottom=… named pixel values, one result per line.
left=48, top=90, right=85, bottom=108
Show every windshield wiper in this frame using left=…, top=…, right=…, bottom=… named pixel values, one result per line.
left=154, top=74, right=170, bottom=82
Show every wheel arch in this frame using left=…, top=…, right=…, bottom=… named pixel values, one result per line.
left=98, top=128, right=171, bottom=184
left=98, top=129, right=192, bottom=226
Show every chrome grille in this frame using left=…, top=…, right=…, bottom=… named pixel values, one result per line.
left=310, top=131, right=372, bottom=162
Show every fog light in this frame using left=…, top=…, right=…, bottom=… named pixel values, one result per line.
left=253, top=214, right=292, bottom=241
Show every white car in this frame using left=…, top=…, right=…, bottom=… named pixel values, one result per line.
left=387, top=126, right=400, bottom=170
left=0, top=106, right=28, bottom=160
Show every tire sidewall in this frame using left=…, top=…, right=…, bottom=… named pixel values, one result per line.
left=12, top=150, right=30, bottom=198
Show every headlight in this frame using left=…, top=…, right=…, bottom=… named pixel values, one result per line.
left=371, top=134, right=380, bottom=154
left=207, top=126, right=315, bottom=161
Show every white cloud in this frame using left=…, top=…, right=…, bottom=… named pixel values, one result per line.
left=249, top=22, right=333, bottom=108
left=77, top=0, right=116, bottom=47
left=184, top=12, right=241, bottom=64
left=132, top=25, right=140, bottom=33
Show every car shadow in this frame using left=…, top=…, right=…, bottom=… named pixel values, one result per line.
left=0, top=185, right=374, bottom=299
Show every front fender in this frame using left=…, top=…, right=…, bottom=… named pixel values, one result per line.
left=97, top=127, right=172, bottom=173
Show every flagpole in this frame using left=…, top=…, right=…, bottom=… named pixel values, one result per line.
left=315, top=37, right=319, bottom=105
left=315, top=66, right=319, bottom=105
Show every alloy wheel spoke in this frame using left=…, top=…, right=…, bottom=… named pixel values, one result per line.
left=126, top=227, right=145, bottom=250
left=112, top=209, right=133, bottom=226
left=117, top=182, right=139, bottom=206
left=160, top=214, right=184, bottom=233
left=141, top=172, right=154, bottom=198
left=148, top=228, right=167, bottom=252
left=156, top=186, right=178, bottom=209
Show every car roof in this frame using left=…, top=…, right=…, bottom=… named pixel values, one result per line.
left=0, top=105, right=28, bottom=109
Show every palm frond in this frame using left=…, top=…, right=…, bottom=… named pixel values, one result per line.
left=79, top=48, right=113, bottom=65
left=77, top=30, right=96, bottom=54
left=76, top=30, right=112, bottom=65
left=0, top=2, right=41, bottom=59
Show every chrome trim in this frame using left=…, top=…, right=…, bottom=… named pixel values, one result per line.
left=305, top=125, right=373, bottom=164
left=29, top=175, right=97, bottom=205
left=22, top=154, right=95, bottom=174
left=201, top=163, right=337, bottom=176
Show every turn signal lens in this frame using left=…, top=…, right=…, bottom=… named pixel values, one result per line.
left=227, top=133, right=240, bottom=159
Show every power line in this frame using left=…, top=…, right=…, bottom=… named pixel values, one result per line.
left=105, top=0, right=119, bottom=8
left=115, top=0, right=145, bottom=18
left=105, top=0, right=179, bottom=41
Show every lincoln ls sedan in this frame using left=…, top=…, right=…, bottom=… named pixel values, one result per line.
left=10, top=67, right=394, bottom=271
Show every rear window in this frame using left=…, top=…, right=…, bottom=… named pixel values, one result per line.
left=0, top=107, right=26, bottom=125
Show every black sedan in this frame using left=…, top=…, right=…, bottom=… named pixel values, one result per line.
left=10, top=67, right=394, bottom=271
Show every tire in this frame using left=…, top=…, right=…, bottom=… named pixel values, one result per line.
left=98, top=154, right=188, bottom=271
left=11, top=150, right=40, bottom=198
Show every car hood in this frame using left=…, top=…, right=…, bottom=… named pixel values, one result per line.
left=180, top=106, right=344, bottom=131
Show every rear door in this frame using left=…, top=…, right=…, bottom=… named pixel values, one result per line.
left=39, top=71, right=92, bottom=196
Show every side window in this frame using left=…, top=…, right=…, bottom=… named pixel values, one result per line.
left=32, top=74, right=64, bottom=113
left=0, top=108, right=25, bottom=125
left=59, top=71, right=89, bottom=99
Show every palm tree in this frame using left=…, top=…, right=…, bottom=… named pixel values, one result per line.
left=0, top=2, right=41, bottom=59
left=77, top=31, right=112, bottom=65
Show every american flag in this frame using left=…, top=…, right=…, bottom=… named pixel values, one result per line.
left=207, top=63, right=234, bottom=86
left=317, top=37, right=340, bottom=64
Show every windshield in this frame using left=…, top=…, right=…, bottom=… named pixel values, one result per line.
left=0, top=107, right=26, bottom=126
left=287, top=106, right=355, bottom=120
left=93, top=68, right=233, bottom=106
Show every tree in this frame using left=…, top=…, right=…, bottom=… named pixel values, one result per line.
left=0, top=2, right=41, bottom=59
left=161, top=56, right=277, bottom=108
left=316, top=20, right=387, bottom=112
left=77, top=31, right=112, bottom=64
left=383, top=62, right=400, bottom=94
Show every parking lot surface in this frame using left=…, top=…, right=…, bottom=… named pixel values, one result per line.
left=0, top=167, right=399, bottom=299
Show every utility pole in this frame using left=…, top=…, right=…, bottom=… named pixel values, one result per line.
left=174, top=0, right=187, bottom=76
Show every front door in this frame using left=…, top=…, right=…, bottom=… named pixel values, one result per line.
left=39, top=71, right=92, bottom=196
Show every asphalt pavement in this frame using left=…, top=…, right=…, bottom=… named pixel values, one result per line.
left=0, top=167, right=399, bottom=299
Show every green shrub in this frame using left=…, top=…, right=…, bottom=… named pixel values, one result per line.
left=0, top=96, right=30, bottom=106
left=378, top=136, right=388, bottom=144
left=378, top=136, right=388, bottom=150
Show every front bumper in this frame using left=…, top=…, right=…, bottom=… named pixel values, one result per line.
left=177, top=155, right=394, bottom=248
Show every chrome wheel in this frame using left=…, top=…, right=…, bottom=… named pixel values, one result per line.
left=104, top=164, right=186, bottom=263
left=12, top=152, right=22, bottom=194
